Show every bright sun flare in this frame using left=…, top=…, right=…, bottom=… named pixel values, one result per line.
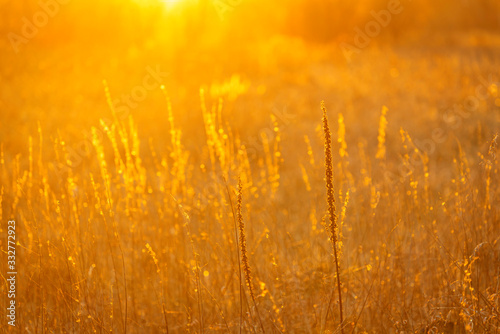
left=160, top=0, right=185, bottom=9
left=134, top=0, right=186, bottom=9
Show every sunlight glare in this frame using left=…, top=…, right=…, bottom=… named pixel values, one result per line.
left=160, top=0, right=185, bottom=9
left=133, top=0, right=186, bottom=10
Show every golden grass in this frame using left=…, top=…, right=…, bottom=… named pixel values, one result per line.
left=237, top=177, right=265, bottom=333
left=1, top=5, right=500, bottom=331
left=2, top=73, right=500, bottom=331
left=321, top=102, right=344, bottom=334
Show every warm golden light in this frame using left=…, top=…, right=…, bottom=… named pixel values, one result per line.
left=1, top=0, right=500, bottom=332
left=159, top=0, right=186, bottom=9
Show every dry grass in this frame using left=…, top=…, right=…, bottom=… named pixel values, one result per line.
left=1, top=2, right=500, bottom=333
left=321, top=102, right=344, bottom=334
left=3, top=74, right=499, bottom=331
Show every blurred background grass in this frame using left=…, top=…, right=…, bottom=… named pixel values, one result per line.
left=1, top=1, right=500, bottom=331
left=1, top=0, right=500, bottom=205
left=1, top=0, right=499, bottom=139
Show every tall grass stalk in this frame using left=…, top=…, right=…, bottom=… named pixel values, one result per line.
left=225, top=178, right=244, bottom=334
left=237, top=178, right=266, bottom=333
left=321, top=102, right=344, bottom=334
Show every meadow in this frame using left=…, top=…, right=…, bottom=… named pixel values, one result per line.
left=1, top=0, right=500, bottom=332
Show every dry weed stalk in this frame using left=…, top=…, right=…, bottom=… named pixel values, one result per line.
left=321, top=101, right=344, bottom=333
left=237, top=177, right=266, bottom=333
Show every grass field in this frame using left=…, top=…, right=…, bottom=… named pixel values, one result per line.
left=1, top=0, right=500, bottom=332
